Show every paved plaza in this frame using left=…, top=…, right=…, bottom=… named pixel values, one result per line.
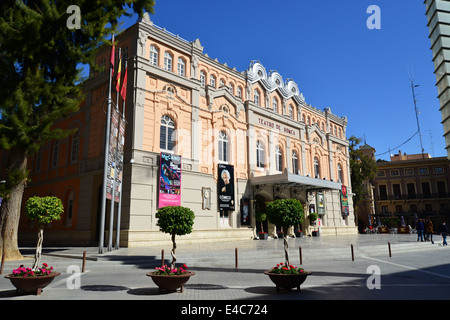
left=1, top=233, right=449, bottom=307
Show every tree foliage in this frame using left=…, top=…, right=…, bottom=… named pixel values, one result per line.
left=348, top=136, right=378, bottom=208
left=25, top=196, right=64, bottom=227
left=265, top=198, right=303, bottom=230
left=0, top=0, right=155, bottom=260
left=156, top=206, right=195, bottom=237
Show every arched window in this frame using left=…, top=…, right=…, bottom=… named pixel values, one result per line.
left=237, top=86, right=242, bottom=98
left=337, top=163, right=343, bottom=183
left=164, top=51, right=173, bottom=71
left=210, top=74, right=216, bottom=87
left=177, top=57, right=185, bottom=76
left=228, top=83, right=234, bottom=95
left=272, top=97, right=278, bottom=112
left=218, top=131, right=229, bottom=163
left=254, top=89, right=260, bottom=106
left=160, top=115, right=175, bottom=152
left=150, top=45, right=159, bottom=66
left=256, top=140, right=265, bottom=169
left=314, top=157, right=320, bottom=179
left=275, top=146, right=283, bottom=172
left=70, top=130, right=79, bottom=163
left=292, top=151, right=299, bottom=174
left=289, top=105, right=294, bottom=119
left=200, top=71, right=206, bottom=86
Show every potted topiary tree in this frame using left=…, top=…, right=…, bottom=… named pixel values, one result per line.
left=146, top=205, right=195, bottom=293
left=264, top=198, right=311, bottom=292
left=256, top=211, right=268, bottom=240
left=308, top=212, right=319, bottom=236
left=4, top=196, right=63, bottom=295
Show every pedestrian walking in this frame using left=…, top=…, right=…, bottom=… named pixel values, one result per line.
left=439, top=221, right=448, bottom=246
left=416, top=219, right=425, bottom=242
left=424, top=219, right=434, bottom=244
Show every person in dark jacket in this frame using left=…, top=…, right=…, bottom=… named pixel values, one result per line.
left=439, top=222, right=448, bottom=246
left=416, top=219, right=425, bottom=242
left=424, top=219, right=434, bottom=244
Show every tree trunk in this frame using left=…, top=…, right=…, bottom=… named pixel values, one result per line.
left=171, top=233, right=177, bottom=269
left=283, top=226, right=290, bottom=266
left=0, top=149, right=27, bottom=261
left=32, top=227, right=44, bottom=270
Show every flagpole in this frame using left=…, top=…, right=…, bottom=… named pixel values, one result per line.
left=99, top=34, right=115, bottom=254
left=115, top=59, right=127, bottom=250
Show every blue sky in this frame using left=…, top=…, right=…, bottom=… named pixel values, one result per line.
left=119, top=0, right=442, bottom=161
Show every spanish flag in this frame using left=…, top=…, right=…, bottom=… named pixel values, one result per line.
left=120, top=61, right=128, bottom=102
left=115, top=53, right=122, bottom=93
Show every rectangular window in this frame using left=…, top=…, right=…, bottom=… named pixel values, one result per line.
left=437, top=181, right=446, bottom=198
left=419, top=168, right=429, bottom=174
left=379, top=185, right=387, bottom=200
left=407, top=183, right=416, bottom=199
left=404, top=168, right=414, bottom=176
left=392, top=184, right=401, bottom=200
left=390, top=170, right=399, bottom=177
left=422, top=182, right=431, bottom=198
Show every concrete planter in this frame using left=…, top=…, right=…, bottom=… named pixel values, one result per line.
left=264, top=271, right=311, bottom=292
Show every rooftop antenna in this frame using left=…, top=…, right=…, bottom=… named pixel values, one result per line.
left=425, top=130, right=435, bottom=157
left=408, top=65, right=424, bottom=157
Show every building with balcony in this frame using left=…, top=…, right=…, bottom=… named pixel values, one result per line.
left=372, top=150, right=450, bottom=231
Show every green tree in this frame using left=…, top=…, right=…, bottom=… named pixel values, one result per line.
left=25, top=196, right=64, bottom=270
left=348, top=136, right=378, bottom=209
left=156, top=206, right=195, bottom=269
left=265, top=199, right=303, bottom=266
left=0, top=0, right=155, bottom=260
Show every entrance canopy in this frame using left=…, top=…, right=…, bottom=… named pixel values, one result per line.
left=250, top=171, right=342, bottom=191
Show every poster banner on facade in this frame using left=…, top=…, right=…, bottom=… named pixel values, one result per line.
left=240, top=198, right=250, bottom=225
left=316, top=192, right=325, bottom=215
left=113, top=115, right=126, bottom=203
left=218, top=163, right=235, bottom=211
left=341, top=185, right=349, bottom=215
left=158, top=153, right=182, bottom=208
left=106, top=107, right=120, bottom=201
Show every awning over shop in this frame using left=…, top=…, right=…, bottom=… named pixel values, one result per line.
left=250, top=171, right=342, bottom=191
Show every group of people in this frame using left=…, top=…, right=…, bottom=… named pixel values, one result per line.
left=415, top=219, right=448, bottom=246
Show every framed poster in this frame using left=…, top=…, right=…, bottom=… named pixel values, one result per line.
left=218, top=163, right=235, bottom=211
left=240, top=198, right=250, bottom=225
left=158, top=153, right=182, bottom=208
left=316, top=191, right=325, bottom=215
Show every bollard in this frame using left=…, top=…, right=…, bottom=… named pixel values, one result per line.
left=235, top=248, right=238, bottom=268
left=351, top=244, right=354, bottom=261
left=161, top=249, right=165, bottom=267
left=299, top=246, right=303, bottom=265
left=388, top=242, right=392, bottom=258
left=82, top=251, right=86, bottom=273
left=0, top=251, right=5, bottom=275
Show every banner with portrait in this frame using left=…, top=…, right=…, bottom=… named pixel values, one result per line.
left=218, top=163, right=235, bottom=211
left=158, top=153, right=182, bottom=208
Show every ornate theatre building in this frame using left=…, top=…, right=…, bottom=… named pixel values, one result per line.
left=16, top=13, right=356, bottom=247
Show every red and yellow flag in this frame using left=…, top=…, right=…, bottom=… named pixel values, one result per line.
left=115, top=54, right=122, bottom=92
left=120, top=62, right=128, bottom=101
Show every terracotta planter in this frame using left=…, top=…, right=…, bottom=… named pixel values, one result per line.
left=264, top=271, right=311, bottom=292
left=146, top=271, right=195, bottom=293
left=4, top=272, right=61, bottom=295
